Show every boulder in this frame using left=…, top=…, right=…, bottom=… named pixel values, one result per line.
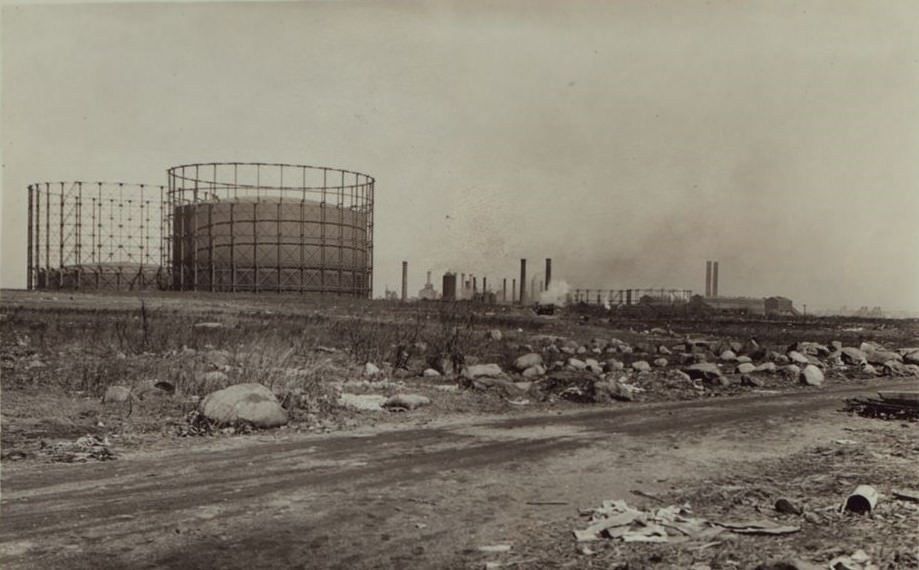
left=736, top=355, right=752, bottom=364
left=604, top=358, right=625, bottom=371
left=861, top=363, right=878, bottom=376
left=102, top=385, right=132, bottom=404
left=522, top=364, right=546, bottom=378
left=422, top=368, right=441, bottom=378
left=787, top=351, right=810, bottom=365
left=781, top=364, right=801, bottom=379
left=799, top=365, right=824, bottom=386
left=736, top=362, right=756, bottom=375
left=840, top=347, right=867, bottom=365
left=859, top=341, right=882, bottom=353
left=363, top=362, right=382, bottom=377
left=567, top=358, right=587, bottom=370
left=653, top=357, right=668, bottom=368
left=200, top=383, right=288, bottom=428
left=720, top=350, right=738, bottom=362
left=684, top=362, right=723, bottom=382
left=463, top=363, right=504, bottom=380
left=866, top=350, right=903, bottom=366
left=902, top=349, right=919, bottom=365
left=594, top=379, right=636, bottom=402
left=741, top=374, right=765, bottom=387
left=486, top=329, right=503, bottom=341
left=514, top=353, right=543, bottom=371
left=754, top=362, right=777, bottom=373
left=383, top=394, right=431, bottom=411
left=631, top=360, right=651, bottom=372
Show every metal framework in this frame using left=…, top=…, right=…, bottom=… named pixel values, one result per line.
left=166, top=162, right=374, bottom=297
left=26, top=181, right=168, bottom=290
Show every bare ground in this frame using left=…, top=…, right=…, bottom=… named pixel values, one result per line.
left=2, top=378, right=917, bottom=570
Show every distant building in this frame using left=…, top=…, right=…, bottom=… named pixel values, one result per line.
left=418, top=271, right=439, bottom=301
left=765, top=296, right=800, bottom=316
left=690, top=295, right=766, bottom=316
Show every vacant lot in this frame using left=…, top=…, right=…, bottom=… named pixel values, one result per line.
left=1, top=290, right=917, bottom=569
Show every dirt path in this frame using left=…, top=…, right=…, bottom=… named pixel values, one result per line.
left=2, top=379, right=915, bottom=569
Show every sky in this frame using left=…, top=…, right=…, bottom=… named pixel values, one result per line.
left=2, top=0, right=918, bottom=313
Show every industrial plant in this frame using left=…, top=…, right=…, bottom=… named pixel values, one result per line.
left=27, top=162, right=375, bottom=297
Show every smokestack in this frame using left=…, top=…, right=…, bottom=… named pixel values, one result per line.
left=519, top=259, right=527, bottom=304
left=401, top=261, right=408, bottom=301
left=483, top=276, right=487, bottom=293
left=705, top=260, right=712, bottom=297
left=512, top=278, right=517, bottom=304
left=545, top=258, right=552, bottom=291
left=713, top=261, right=719, bottom=297
left=426, top=271, right=431, bottom=286
left=473, top=276, right=478, bottom=294
left=460, top=273, right=465, bottom=299
left=502, top=278, right=507, bottom=302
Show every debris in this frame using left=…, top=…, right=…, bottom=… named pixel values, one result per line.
left=892, top=489, right=919, bottom=503
left=715, top=520, right=800, bottom=535
left=829, top=549, right=878, bottom=570
left=573, top=500, right=730, bottom=544
left=46, top=434, right=116, bottom=462
left=754, top=560, right=823, bottom=570
left=844, top=392, right=919, bottom=420
left=193, top=321, right=226, bottom=329
left=684, top=363, right=723, bottom=382
left=463, top=363, right=505, bottom=380
left=363, top=362, right=382, bottom=377
left=526, top=501, right=569, bottom=506
left=631, top=360, right=651, bottom=372
left=843, top=485, right=879, bottom=514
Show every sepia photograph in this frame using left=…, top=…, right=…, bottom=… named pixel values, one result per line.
left=1, top=1, right=917, bottom=568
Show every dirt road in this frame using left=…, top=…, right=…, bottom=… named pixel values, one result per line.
left=2, top=380, right=915, bottom=569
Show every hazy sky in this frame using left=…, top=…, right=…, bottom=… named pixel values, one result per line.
left=2, top=1, right=918, bottom=311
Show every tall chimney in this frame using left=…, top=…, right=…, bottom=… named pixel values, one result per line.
left=519, top=259, right=527, bottom=304
left=401, top=261, right=408, bottom=301
left=712, top=261, right=719, bottom=297
left=483, top=276, right=487, bottom=293
left=705, top=260, right=712, bottom=297
left=426, top=270, right=431, bottom=286
left=545, top=258, right=552, bottom=291
left=473, top=276, right=478, bottom=294
left=512, top=278, right=516, bottom=303
left=502, top=278, right=507, bottom=302
left=460, top=273, right=465, bottom=299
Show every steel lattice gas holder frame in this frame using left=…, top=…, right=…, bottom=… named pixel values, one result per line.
left=26, top=181, right=169, bottom=291
left=166, top=162, right=374, bottom=297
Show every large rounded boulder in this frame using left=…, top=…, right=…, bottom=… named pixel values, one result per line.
left=200, top=383, right=288, bottom=428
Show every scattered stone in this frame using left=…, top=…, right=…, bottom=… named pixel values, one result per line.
left=338, top=393, right=386, bottom=411
left=631, top=360, right=651, bottom=372
left=486, top=329, right=503, bottom=341
left=422, top=368, right=441, bottom=378
left=102, top=385, right=132, bottom=404
left=720, top=350, right=738, bottom=362
left=653, top=358, right=668, bottom=368
left=787, top=351, right=809, bottom=365
left=383, top=394, right=431, bottom=411
left=684, top=363, right=723, bottom=382
left=904, top=350, right=919, bottom=365
left=604, top=359, right=624, bottom=371
left=799, top=365, right=824, bottom=386
left=754, top=362, right=777, bottom=373
left=363, top=362, right=382, bottom=377
left=780, top=364, right=801, bottom=379
left=802, top=512, right=822, bottom=525
left=861, top=363, right=878, bottom=376
left=840, top=347, right=867, bottom=365
left=514, top=353, right=543, bottom=371
left=737, top=362, right=756, bottom=374
left=774, top=498, right=803, bottom=515
left=199, top=383, right=288, bottom=428
left=193, top=322, right=225, bottom=329
left=522, top=365, right=546, bottom=378
left=567, top=358, right=587, bottom=370
left=736, top=355, right=752, bottom=364
left=866, top=350, right=903, bottom=365
left=463, top=363, right=504, bottom=380
left=741, top=374, right=765, bottom=387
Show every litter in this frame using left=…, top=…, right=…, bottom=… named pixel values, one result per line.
left=892, top=489, right=919, bottom=503
left=843, top=485, right=879, bottom=514
left=44, top=434, right=116, bottom=463
left=573, top=500, right=739, bottom=544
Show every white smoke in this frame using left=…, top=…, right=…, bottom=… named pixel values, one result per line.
left=539, top=280, right=571, bottom=306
